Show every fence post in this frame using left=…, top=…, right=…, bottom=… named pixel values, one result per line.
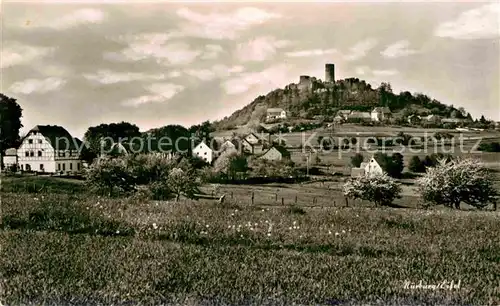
left=231, top=191, right=233, bottom=199
left=281, top=197, right=284, bottom=206
left=251, top=192, right=254, bottom=205
left=275, top=193, right=278, bottom=202
left=295, top=195, right=297, bottom=204
left=345, top=196, right=349, bottom=207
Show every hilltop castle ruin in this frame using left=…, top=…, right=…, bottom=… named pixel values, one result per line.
left=297, top=63, right=335, bottom=91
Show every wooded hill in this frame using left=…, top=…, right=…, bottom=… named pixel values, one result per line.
left=213, top=78, right=471, bottom=130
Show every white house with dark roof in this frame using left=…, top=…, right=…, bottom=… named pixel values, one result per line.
left=192, top=141, right=214, bottom=163
left=266, top=108, right=287, bottom=121
left=351, top=155, right=385, bottom=177
left=16, top=125, right=83, bottom=173
left=371, top=107, right=392, bottom=122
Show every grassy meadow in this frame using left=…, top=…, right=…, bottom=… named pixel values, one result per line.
left=1, top=182, right=499, bottom=305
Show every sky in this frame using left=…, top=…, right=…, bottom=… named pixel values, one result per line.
left=1, top=0, right=499, bottom=138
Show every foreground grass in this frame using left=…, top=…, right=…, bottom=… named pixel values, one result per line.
left=1, top=193, right=499, bottom=305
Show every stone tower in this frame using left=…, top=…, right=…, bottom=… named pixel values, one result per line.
left=325, top=63, right=335, bottom=83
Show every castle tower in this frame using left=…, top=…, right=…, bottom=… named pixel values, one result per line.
left=325, top=63, right=335, bottom=83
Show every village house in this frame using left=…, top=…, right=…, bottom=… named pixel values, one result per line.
left=371, top=107, right=392, bottom=122
left=243, top=132, right=262, bottom=145
left=422, top=114, right=442, bottom=124
left=351, top=155, right=385, bottom=177
left=441, top=118, right=468, bottom=124
left=192, top=141, right=214, bottom=163
left=407, top=114, right=422, bottom=125
left=347, top=111, right=372, bottom=122
left=258, top=146, right=291, bottom=161
left=266, top=108, right=287, bottom=121
left=15, top=125, right=83, bottom=174
left=2, top=148, right=18, bottom=170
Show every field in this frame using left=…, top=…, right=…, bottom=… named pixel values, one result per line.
left=1, top=183, right=499, bottom=305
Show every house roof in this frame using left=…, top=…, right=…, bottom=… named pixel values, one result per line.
left=337, top=110, right=352, bottom=116
left=263, top=145, right=290, bottom=158
left=442, top=118, right=466, bottom=123
left=370, top=154, right=386, bottom=167
left=348, top=111, right=371, bottom=119
left=24, top=125, right=81, bottom=150
left=5, top=148, right=17, bottom=156
left=267, top=108, right=285, bottom=113
left=372, top=107, right=391, bottom=114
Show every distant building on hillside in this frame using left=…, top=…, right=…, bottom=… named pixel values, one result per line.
left=442, top=118, right=468, bottom=124
left=423, top=114, right=442, bottom=124
left=351, top=155, right=385, bottom=177
left=266, top=108, right=287, bottom=121
left=347, top=111, right=372, bottom=122
left=192, top=141, right=214, bottom=163
left=258, top=146, right=291, bottom=161
left=371, top=107, right=392, bottom=122
left=407, top=114, right=422, bottom=125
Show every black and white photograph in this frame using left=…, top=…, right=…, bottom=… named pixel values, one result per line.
left=0, top=0, right=499, bottom=305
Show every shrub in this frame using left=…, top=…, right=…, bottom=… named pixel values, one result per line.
left=351, top=153, right=364, bottom=168
left=85, top=157, right=136, bottom=197
left=373, top=152, right=404, bottom=178
left=408, top=156, right=425, bottom=173
left=213, top=151, right=248, bottom=180
left=146, top=181, right=171, bottom=201
left=124, top=153, right=174, bottom=185
left=478, top=142, right=500, bottom=152
left=343, top=173, right=402, bottom=206
left=167, top=168, right=200, bottom=201
left=417, top=157, right=498, bottom=209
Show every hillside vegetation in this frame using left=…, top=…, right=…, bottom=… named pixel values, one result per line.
left=214, top=78, right=469, bottom=130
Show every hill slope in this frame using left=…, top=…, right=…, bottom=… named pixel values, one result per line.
left=214, top=78, right=465, bottom=130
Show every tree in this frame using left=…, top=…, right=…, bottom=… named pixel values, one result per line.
left=395, top=132, right=412, bottom=146
left=351, top=153, right=364, bottom=168
left=417, top=157, right=498, bottom=209
left=167, top=168, right=199, bottom=202
left=146, top=124, right=191, bottom=154
left=83, top=122, right=141, bottom=163
left=213, top=151, right=248, bottom=180
left=85, top=157, right=136, bottom=197
left=0, top=94, right=23, bottom=169
left=408, top=156, right=425, bottom=173
left=373, top=152, right=404, bottom=178
left=343, top=173, right=402, bottom=206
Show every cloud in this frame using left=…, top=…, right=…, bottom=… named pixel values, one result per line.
left=9, top=77, right=66, bottom=95
left=201, top=44, right=225, bottom=60
left=355, top=66, right=369, bottom=75
left=106, top=42, right=201, bottom=65
left=344, top=38, right=378, bottom=61
left=234, top=36, right=291, bottom=62
left=185, top=64, right=245, bottom=81
left=285, top=48, right=338, bottom=58
left=354, top=66, right=399, bottom=77
left=381, top=40, right=418, bottom=58
left=372, top=69, right=399, bottom=76
left=1, top=43, right=55, bottom=69
left=222, top=64, right=289, bottom=95
left=46, top=8, right=105, bottom=30
left=83, top=70, right=168, bottom=84
left=122, top=83, right=184, bottom=107
left=435, top=3, right=500, bottom=40
left=176, top=7, right=281, bottom=40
